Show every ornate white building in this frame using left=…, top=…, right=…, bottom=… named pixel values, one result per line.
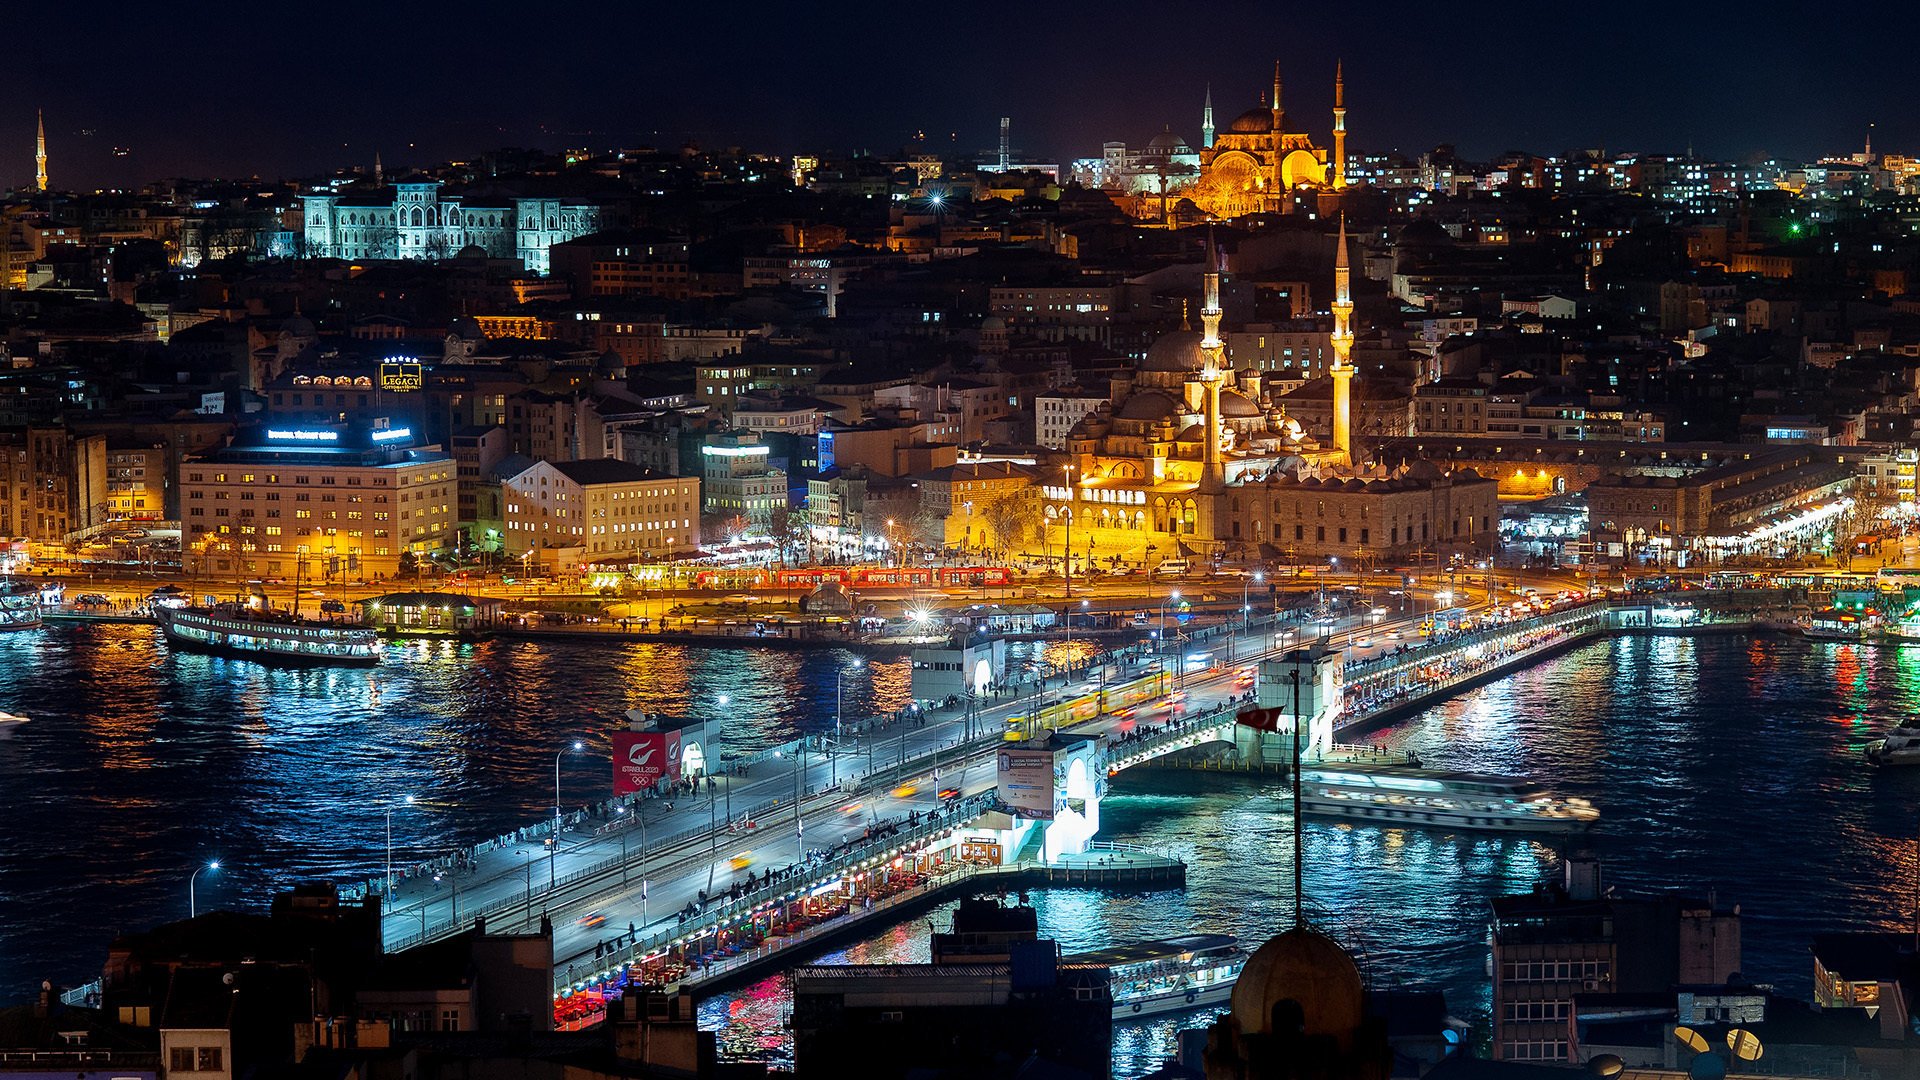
left=300, top=176, right=600, bottom=274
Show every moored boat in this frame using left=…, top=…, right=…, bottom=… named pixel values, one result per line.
left=1296, top=764, right=1598, bottom=834
left=0, top=579, right=41, bottom=631
left=1069, top=934, right=1244, bottom=1021
left=1804, top=608, right=1872, bottom=641
left=1866, top=724, right=1920, bottom=766
left=157, top=602, right=383, bottom=666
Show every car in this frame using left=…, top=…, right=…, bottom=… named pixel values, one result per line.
left=937, top=788, right=961, bottom=801
left=319, top=600, right=346, bottom=614
left=578, top=912, right=607, bottom=929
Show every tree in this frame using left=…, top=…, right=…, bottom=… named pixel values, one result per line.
left=979, top=487, right=1041, bottom=562
left=397, top=551, right=419, bottom=579
left=766, top=504, right=803, bottom=566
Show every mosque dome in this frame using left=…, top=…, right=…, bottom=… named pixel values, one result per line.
left=595, top=350, right=627, bottom=377
left=1140, top=329, right=1205, bottom=373
left=1146, top=127, right=1190, bottom=155
left=447, top=315, right=486, bottom=342
left=455, top=243, right=488, bottom=261
left=1228, top=108, right=1274, bottom=134
left=1115, top=390, right=1182, bottom=423
left=279, top=312, right=317, bottom=341
left=1229, top=926, right=1365, bottom=1041
left=1221, top=389, right=1261, bottom=418
left=980, top=315, right=1006, bottom=332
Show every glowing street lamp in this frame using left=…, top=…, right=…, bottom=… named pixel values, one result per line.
left=551, top=741, right=584, bottom=888
left=189, top=860, right=220, bottom=918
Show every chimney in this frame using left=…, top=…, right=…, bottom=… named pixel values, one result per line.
left=1563, top=855, right=1603, bottom=901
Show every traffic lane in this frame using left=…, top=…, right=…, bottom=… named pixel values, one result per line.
left=548, top=760, right=997, bottom=963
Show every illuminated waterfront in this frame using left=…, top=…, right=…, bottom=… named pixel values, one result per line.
left=6, top=625, right=1920, bottom=1075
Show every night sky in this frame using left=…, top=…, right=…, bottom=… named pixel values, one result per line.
left=10, top=0, right=1906, bottom=190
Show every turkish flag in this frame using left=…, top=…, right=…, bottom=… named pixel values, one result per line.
left=1236, top=706, right=1286, bottom=732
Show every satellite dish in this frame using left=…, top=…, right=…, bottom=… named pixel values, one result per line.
left=1673, top=1025, right=1710, bottom=1053
left=1587, top=1053, right=1625, bottom=1077
left=1726, top=1028, right=1763, bottom=1061
left=1687, top=1053, right=1726, bottom=1080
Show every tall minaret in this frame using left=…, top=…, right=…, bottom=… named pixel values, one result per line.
left=1198, top=235, right=1227, bottom=492
left=35, top=110, right=48, bottom=193
left=374, top=151, right=384, bottom=186
left=1271, top=61, right=1285, bottom=134
left=1332, top=62, right=1348, bottom=189
left=1201, top=85, right=1215, bottom=149
left=1330, top=215, right=1355, bottom=467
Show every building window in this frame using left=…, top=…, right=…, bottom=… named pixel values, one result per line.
left=197, top=1046, right=224, bottom=1071
left=170, top=1048, right=196, bottom=1072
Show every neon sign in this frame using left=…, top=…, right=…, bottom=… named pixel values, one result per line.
left=370, top=427, right=413, bottom=443
left=267, top=429, right=340, bottom=442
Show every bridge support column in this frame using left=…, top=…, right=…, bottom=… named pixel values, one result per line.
left=1255, top=646, right=1343, bottom=762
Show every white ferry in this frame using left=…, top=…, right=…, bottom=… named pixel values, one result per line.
left=1804, top=608, right=1872, bottom=642
left=158, top=603, right=383, bottom=666
left=0, top=579, right=41, bottom=631
left=1071, top=934, right=1244, bottom=1021
left=1866, top=724, right=1920, bottom=766
left=1297, top=765, right=1599, bottom=834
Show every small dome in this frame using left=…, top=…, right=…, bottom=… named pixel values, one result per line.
left=1115, top=390, right=1182, bottom=423
left=595, top=350, right=626, bottom=377
left=447, top=315, right=486, bottom=342
left=1146, top=127, right=1189, bottom=154
left=980, top=315, right=1006, bottom=332
left=1221, top=389, right=1261, bottom=418
left=280, top=313, right=317, bottom=340
left=1228, top=108, right=1274, bottom=134
left=1140, top=329, right=1205, bottom=373
left=1230, top=926, right=1365, bottom=1041
left=455, top=243, right=487, bottom=261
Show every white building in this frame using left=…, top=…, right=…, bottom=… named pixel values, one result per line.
left=501, top=459, right=699, bottom=567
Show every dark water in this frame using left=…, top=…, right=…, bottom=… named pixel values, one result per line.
left=0, top=623, right=918, bottom=999
left=698, top=633, right=1920, bottom=1077
left=6, top=626, right=1920, bottom=1077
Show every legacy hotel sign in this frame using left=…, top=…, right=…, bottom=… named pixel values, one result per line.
left=379, top=361, right=424, bottom=392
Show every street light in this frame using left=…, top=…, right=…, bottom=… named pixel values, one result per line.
left=385, top=794, right=415, bottom=894
left=835, top=658, right=864, bottom=784
left=552, top=740, right=584, bottom=889
left=1062, top=463, right=1075, bottom=600
left=189, top=860, right=220, bottom=918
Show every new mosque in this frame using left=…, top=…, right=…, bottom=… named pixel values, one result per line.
left=1048, top=218, right=1497, bottom=568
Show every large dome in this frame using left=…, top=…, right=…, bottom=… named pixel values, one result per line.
left=1146, top=127, right=1190, bottom=154
left=1229, top=926, right=1365, bottom=1041
left=1221, top=389, right=1261, bottom=418
left=1140, top=329, right=1205, bottom=373
left=1228, top=108, right=1274, bottom=134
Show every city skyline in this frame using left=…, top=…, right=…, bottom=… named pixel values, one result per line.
left=11, top=0, right=1906, bottom=189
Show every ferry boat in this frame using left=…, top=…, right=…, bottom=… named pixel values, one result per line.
left=1296, top=765, right=1599, bottom=834
left=1071, top=934, right=1244, bottom=1021
left=158, top=602, right=383, bottom=666
left=1804, top=608, right=1872, bottom=642
left=1866, top=724, right=1920, bottom=766
left=0, top=579, right=41, bottom=631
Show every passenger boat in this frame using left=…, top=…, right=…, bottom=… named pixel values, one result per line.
left=157, top=602, right=383, bottom=666
left=1070, top=934, right=1244, bottom=1021
left=0, top=579, right=41, bottom=631
left=1803, top=608, right=1872, bottom=641
left=0, top=710, right=27, bottom=728
left=1866, top=724, right=1920, bottom=766
left=1296, top=765, right=1598, bottom=834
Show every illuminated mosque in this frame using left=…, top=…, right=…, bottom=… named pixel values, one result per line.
left=1050, top=218, right=1498, bottom=566
left=1189, top=61, right=1349, bottom=218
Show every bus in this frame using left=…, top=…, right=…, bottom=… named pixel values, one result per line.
left=1420, top=607, right=1471, bottom=636
left=1877, top=567, right=1920, bottom=594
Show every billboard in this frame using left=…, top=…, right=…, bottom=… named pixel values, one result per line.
left=996, top=747, right=1056, bottom=820
left=613, top=730, right=682, bottom=794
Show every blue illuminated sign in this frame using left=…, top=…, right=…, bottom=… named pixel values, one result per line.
left=370, top=427, right=414, bottom=443
left=266, top=429, right=340, bottom=442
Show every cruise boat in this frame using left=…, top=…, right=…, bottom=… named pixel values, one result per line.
left=0, top=711, right=27, bottom=728
left=0, top=579, right=41, bottom=631
left=1070, top=934, right=1244, bottom=1021
left=158, top=602, right=383, bottom=666
left=1296, top=765, right=1599, bottom=834
left=1866, top=724, right=1920, bottom=766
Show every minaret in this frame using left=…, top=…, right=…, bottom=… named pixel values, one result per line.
left=1332, top=61, right=1347, bottom=189
left=374, top=151, right=384, bottom=186
left=1201, top=85, right=1215, bottom=149
left=1198, top=235, right=1227, bottom=492
left=1330, top=215, right=1355, bottom=467
left=35, top=110, right=47, bottom=193
left=1271, top=61, right=1285, bottom=135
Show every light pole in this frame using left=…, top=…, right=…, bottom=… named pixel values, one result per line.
left=835, top=658, right=863, bottom=785
left=188, top=860, right=220, bottom=918
left=1062, top=463, right=1075, bottom=600
left=552, top=740, right=583, bottom=889
left=385, top=794, right=415, bottom=894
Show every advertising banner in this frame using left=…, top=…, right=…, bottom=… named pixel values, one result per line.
left=613, top=730, right=682, bottom=794
left=996, top=747, right=1056, bottom=820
